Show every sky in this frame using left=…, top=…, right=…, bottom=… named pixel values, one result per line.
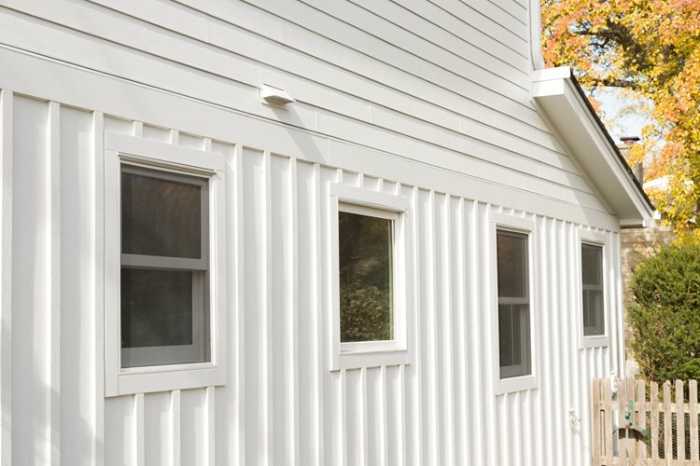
left=594, top=88, right=654, bottom=143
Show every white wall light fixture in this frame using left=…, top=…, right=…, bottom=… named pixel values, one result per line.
left=260, top=84, right=295, bottom=106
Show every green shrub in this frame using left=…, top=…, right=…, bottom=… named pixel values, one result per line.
left=628, top=237, right=700, bottom=381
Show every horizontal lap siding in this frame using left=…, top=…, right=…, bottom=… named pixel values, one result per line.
left=0, top=1, right=612, bottom=216
left=2, top=97, right=619, bottom=466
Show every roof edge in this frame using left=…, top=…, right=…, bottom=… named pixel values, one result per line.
left=532, top=67, right=656, bottom=227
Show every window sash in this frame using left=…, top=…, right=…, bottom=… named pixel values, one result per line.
left=581, top=242, right=605, bottom=337
left=496, top=229, right=532, bottom=379
left=121, top=271, right=209, bottom=368
left=338, top=203, right=397, bottom=344
left=121, top=163, right=210, bottom=262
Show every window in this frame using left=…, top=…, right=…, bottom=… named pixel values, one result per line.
left=104, top=134, right=226, bottom=397
left=120, top=166, right=210, bottom=368
left=578, top=230, right=608, bottom=348
left=496, top=230, right=531, bottom=379
left=329, top=184, right=413, bottom=370
left=581, top=244, right=604, bottom=336
left=490, top=212, right=537, bottom=394
left=339, top=205, right=394, bottom=343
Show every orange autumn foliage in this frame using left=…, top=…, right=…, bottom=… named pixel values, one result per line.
left=542, top=0, right=700, bottom=230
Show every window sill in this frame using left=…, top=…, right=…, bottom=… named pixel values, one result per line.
left=106, top=362, right=225, bottom=397
left=330, top=341, right=412, bottom=371
left=495, top=374, right=538, bottom=395
left=579, top=335, right=609, bottom=349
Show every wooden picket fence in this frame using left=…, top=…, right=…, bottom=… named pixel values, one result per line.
left=592, top=378, right=700, bottom=465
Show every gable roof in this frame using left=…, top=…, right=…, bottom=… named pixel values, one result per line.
left=532, top=67, right=656, bottom=228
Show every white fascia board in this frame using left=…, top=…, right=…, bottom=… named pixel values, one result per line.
left=532, top=67, right=656, bottom=228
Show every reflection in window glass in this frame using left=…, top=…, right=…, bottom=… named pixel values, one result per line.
left=582, top=243, right=604, bottom=336
left=122, top=170, right=202, bottom=258
left=496, top=230, right=532, bottom=379
left=121, top=269, right=194, bottom=348
left=339, top=209, right=393, bottom=342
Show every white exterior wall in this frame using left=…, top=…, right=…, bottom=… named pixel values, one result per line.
left=0, top=1, right=625, bottom=465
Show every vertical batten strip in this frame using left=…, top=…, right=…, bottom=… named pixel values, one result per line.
left=426, top=190, right=439, bottom=466
left=206, top=386, right=215, bottom=466
left=455, top=197, right=470, bottom=466
left=335, top=169, right=347, bottom=466
left=409, top=186, right=423, bottom=466
left=537, top=217, right=551, bottom=466
left=262, top=151, right=272, bottom=466
left=91, top=111, right=105, bottom=466
left=441, top=194, right=456, bottom=466
left=397, top=363, right=406, bottom=466
left=359, top=367, right=368, bottom=466
left=613, top=235, right=624, bottom=375
left=562, top=224, right=574, bottom=466
left=0, top=90, right=13, bottom=466
left=590, top=379, right=600, bottom=466
left=48, top=101, right=61, bottom=466
left=483, top=205, right=498, bottom=465
left=338, top=369, right=347, bottom=466
left=311, top=162, right=323, bottom=466
left=548, top=219, right=564, bottom=466
left=232, top=144, right=245, bottom=466
left=134, top=393, right=144, bottom=466
left=288, top=157, right=299, bottom=466
left=378, top=365, right=388, bottom=466
left=467, top=202, right=484, bottom=465
left=171, top=390, right=181, bottom=466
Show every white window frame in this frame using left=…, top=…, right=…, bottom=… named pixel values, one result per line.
left=328, top=183, right=413, bottom=371
left=577, top=229, right=610, bottom=349
left=490, top=211, right=538, bottom=394
left=104, top=133, right=227, bottom=397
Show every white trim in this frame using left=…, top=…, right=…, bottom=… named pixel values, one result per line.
left=328, top=183, right=414, bottom=370
left=576, top=229, right=611, bottom=349
left=532, top=67, right=655, bottom=226
left=489, top=211, right=539, bottom=395
left=104, top=137, right=227, bottom=396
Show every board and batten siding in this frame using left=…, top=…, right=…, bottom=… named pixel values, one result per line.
left=0, top=91, right=622, bottom=466
left=0, top=1, right=624, bottom=465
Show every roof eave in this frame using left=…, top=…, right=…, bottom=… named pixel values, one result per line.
left=532, top=67, right=656, bottom=228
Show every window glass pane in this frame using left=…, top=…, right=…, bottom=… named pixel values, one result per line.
left=121, top=268, right=210, bottom=367
left=339, top=210, right=393, bottom=342
left=497, top=231, right=528, bottom=298
left=582, top=243, right=604, bottom=336
left=498, top=303, right=531, bottom=378
left=496, top=229, right=531, bottom=379
left=122, top=167, right=203, bottom=258
left=582, top=243, right=603, bottom=286
left=583, top=289, right=604, bottom=335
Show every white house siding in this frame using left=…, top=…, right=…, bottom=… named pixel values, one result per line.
left=0, top=1, right=625, bottom=466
